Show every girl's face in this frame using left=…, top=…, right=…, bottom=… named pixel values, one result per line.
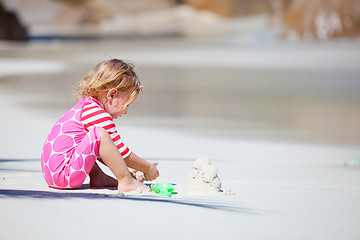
left=103, top=88, right=137, bottom=119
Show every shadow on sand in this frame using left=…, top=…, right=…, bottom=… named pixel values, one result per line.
left=0, top=188, right=264, bottom=214
left=0, top=158, right=267, bottom=214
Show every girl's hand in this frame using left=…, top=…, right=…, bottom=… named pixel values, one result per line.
left=144, top=162, right=159, bottom=181
left=128, top=168, right=145, bottom=182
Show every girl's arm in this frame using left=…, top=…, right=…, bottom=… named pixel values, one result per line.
left=124, top=152, right=159, bottom=181
left=82, top=100, right=131, bottom=158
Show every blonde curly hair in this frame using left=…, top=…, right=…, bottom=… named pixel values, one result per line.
left=76, top=59, right=142, bottom=107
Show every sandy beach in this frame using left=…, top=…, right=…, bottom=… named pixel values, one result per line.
left=1, top=38, right=360, bottom=239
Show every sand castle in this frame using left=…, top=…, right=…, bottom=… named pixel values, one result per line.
left=186, top=157, right=234, bottom=195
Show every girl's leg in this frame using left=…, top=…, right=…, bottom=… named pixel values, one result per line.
left=89, top=161, right=117, bottom=188
left=97, top=127, right=149, bottom=192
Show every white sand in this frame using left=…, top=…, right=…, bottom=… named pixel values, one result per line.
left=1, top=40, right=360, bottom=240
left=1, top=110, right=360, bottom=239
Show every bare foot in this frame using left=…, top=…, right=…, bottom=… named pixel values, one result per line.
left=118, top=178, right=150, bottom=192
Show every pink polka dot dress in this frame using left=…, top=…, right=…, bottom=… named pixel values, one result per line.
left=41, top=97, right=131, bottom=189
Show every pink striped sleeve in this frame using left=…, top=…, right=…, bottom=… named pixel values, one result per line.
left=81, top=101, right=131, bottom=158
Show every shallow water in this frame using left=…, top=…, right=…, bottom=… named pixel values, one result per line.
left=1, top=38, right=360, bottom=146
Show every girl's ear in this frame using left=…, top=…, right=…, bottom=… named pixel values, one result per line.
left=107, top=88, right=118, bottom=100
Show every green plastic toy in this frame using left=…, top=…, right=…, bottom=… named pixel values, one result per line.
left=151, top=183, right=175, bottom=197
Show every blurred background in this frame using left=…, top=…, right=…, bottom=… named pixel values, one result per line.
left=1, top=0, right=360, bottom=150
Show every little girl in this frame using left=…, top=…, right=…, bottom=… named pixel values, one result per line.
left=41, top=59, right=159, bottom=192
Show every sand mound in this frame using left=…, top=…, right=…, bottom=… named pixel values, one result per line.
left=186, top=157, right=234, bottom=195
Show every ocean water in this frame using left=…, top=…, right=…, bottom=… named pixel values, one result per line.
left=1, top=38, right=359, bottom=146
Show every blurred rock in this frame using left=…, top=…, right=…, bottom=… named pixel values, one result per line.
left=283, top=0, right=360, bottom=40
left=1, top=0, right=177, bottom=38
left=1, top=0, right=359, bottom=40
left=184, top=0, right=289, bottom=17
left=0, top=2, right=28, bottom=40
